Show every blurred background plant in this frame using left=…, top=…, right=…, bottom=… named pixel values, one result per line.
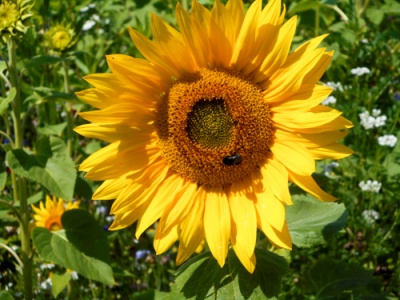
left=0, top=0, right=399, bottom=299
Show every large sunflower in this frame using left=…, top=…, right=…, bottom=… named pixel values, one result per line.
left=75, top=0, right=353, bottom=273
left=31, top=196, right=80, bottom=231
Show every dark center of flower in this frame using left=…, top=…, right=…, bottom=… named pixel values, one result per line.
left=186, top=99, right=235, bottom=149
left=155, top=68, right=274, bottom=187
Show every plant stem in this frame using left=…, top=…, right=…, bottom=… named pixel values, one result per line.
left=62, top=59, right=74, bottom=158
left=7, top=37, right=32, bottom=300
left=315, top=3, right=320, bottom=37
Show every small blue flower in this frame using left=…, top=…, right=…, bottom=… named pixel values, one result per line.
left=135, top=249, right=151, bottom=260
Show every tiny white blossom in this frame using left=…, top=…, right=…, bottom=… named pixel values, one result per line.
left=70, top=271, right=79, bottom=280
left=40, top=263, right=55, bottom=270
left=322, top=96, right=337, bottom=105
left=362, top=209, right=380, bottom=225
left=359, top=110, right=387, bottom=129
left=372, top=109, right=381, bottom=117
left=82, top=20, right=96, bottom=31
left=79, top=3, right=96, bottom=12
left=92, top=14, right=100, bottom=22
left=361, top=38, right=368, bottom=44
left=374, top=115, right=387, bottom=127
left=351, top=67, right=370, bottom=76
left=40, top=278, right=52, bottom=290
left=359, top=180, right=381, bottom=193
left=325, top=81, right=344, bottom=92
left=378, top=135, right=398, bottom=147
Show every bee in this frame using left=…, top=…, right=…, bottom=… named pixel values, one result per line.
left=222, top=153, right=242, bottom=166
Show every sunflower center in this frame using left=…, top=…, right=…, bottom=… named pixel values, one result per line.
left=187, top=99, right=235, bottom=149
left=156, top=68, right=274, bottom=187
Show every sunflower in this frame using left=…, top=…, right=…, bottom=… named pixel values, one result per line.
left=0, top=0, right=33, bottom=42
left=75, top=0, right=353, bottom=273
left=31, top=196, right=80, bottom=231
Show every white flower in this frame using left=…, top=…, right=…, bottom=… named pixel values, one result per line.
left=82, top=20, right=96, bottom=31
left=40, top=263, right=55, bottom=270
left=322, top=95, right=337, bottom=105
left=40, top=278, right=52, bottom=290
left=79, top=3, right=96, bottom=12
left=325, top=81, right=344, bottom=92
left=372, top=109, right=381, bottom=117
left=378, top=135, right=398, bottom=147
left=92, top=14, right=100, bottom=22
left=362, top=209, right=380, bottom=225
left=351, top=67, right=371, bottom=76
left=374, top=115, right=387, bottom=127
left=359, top=180, right=382, bottom=193
left=359, top=110, right=387, bottom=129
left=361, top=38, right=368, bottom=44
left=70, top=271, right=79, bottom=280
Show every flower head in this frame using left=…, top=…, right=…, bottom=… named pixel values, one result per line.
left=351, top=67, right=370, bottom=76
left=31, top=196, right=80, bottom=231
left=75, top=0, right=353, bottom=273
left=359, top=180, right=381, bottom=193
left=377, top=134, right=397, bottom=147
left=0, top=0, right=33, bottom=42
left=44, top=24, right=76, bottom=52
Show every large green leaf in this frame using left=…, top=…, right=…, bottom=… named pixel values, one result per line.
left=6, top=136, right=77, bottom=200
left=174, top=248, right=288, bottom=299
left=32, top=210, right=114, bottom=285
left=286, top=194, right=347, bottom=248
left=0, top=291, right=14, bottom=300
left=304, top=258, right=386, bottom=299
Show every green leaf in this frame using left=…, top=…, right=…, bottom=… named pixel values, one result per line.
left=174, top=248, right=288, bottom=299
left=36, top=123, right=67, bottom=136
left=365, top=8, right=385, bottom=25
left=286, top=194, right=347, bottom=248
left=6, top=136, right=77, bottom=200
left=52, top=272, right=71, bottom=298
left=0, top=162, right=7, bottom=192
left=32, top=210, right=114, bottom=285
left=74, top=175, right=94, bottom=200
left=27, top=55, right=63, bottom=67
left=288, top=0, right=321, bottom=15
left=132, top=290, right=185, bottom=300
left=0, top=291, right=14, bottom=300
left=304, top=258, right=387, bottom=299
left=0, top=87, right=16, bottom=115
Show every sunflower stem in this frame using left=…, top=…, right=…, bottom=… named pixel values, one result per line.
left=315, top=3, right=320, bottom=37
left=62, top=59, right=74, bottom=158
left=7, top=37, right=33, bottom=300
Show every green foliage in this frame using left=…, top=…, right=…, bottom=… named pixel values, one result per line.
left=303, top=258, right=387, bottom=299
left=32, top=209, right=114, bottom=286
left=6, top=136, right=77, bottom=200
left=287, top=194, right=348, bottom=248
left=174, top=249, right=288, bottom=299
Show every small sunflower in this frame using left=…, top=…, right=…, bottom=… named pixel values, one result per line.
left=75, top=0, right=353, bottom=273
left=44, top=24, right=76, bottom=52
left=31, top=196, right=80, bottom=231
left=0, top=0, right=33, bottom=42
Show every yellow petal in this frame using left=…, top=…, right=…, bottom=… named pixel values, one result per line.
left=229, top=178, right=257, bottom=273
left=203, top=187, right=230, bottom=267
left=154, top=224, right=179, bottom=254
left=289, top=172, right=336, bottom=202
left=270, top=140, right=315, bottom=176
left=260, top=159, right=292, bottom=205
left=135, top=174, right=185, bottom=238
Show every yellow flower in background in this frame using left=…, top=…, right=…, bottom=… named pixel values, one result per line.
left=75, top=0, right=353, bottom=273
left=31, top=196, right=80, bottom=231
left=44, top=24, right=76, bottom=52
left=0, top=0, right=33, bottom=42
